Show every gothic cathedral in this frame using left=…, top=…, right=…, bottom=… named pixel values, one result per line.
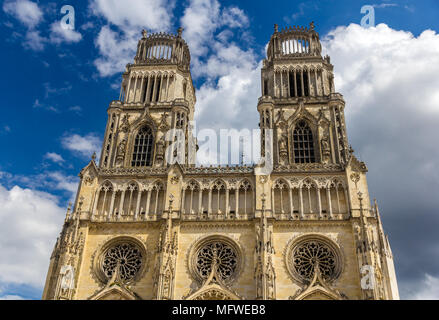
left=42, top=23, right=399, bottom=300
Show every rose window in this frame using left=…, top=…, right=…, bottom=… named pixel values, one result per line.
left=102, top=243, right=143, bottom=281
left=292, top=240, right=338, bottom=281
left=195, top=241, right=238, bottom=282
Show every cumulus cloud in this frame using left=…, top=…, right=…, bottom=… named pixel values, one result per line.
left=404, top=274, right=439, bottom=300
left=3, top=0, right=43, bottom=28
left=0, top=184, right=65, bottom=289
left=23, top=29, right=45, bottom=51
left=321, top=23, right=439, bottom=297
left=93, top=26, right=139, bottom=77
left=90, top=0, right=175, bottom=76
left=0, top=294, right=25, bottom=300
left=49, top=21, right=82, bottom=44
left=61, top=133, right=102, bottom=160
left=90, top=0, right=173, bottom=32
left=0, top=170, right=79, bottom=199
left=179, top=0, right=260, bottom=165
left=44, top=152, right=65, bottom=164
left=3, top=0, right=47, bottom=51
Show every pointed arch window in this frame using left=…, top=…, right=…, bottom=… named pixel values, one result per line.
left=132, top=126, right=154, bottom=167
left=293, top=120, right=315, bottom=163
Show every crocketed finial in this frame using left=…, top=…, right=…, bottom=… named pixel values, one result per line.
left=274, top=24, right=278, bottom=33
left=92, top=152, right=96, bottom=162
left=177, top=27, right=183, bottom=37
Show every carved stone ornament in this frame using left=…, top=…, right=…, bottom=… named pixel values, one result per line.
left=120, top=115, right=130, bottom=133
left=170, top=175, right=180, bottom=185
left=350, top=172, right=360, bottom=188
left=116, top=138, right=127, bottom=165
left=158, top=113, right=170, bottom=131
left=320, top=134, right=331, bottom=164
left=83, top=171, right=95, bottom=186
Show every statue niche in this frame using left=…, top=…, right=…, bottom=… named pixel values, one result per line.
left=116, top=138, right=127, bottom=167
left=320, top=134, right=331, bottom=164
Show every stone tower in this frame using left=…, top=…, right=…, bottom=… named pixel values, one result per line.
left=42, top=24, right=399, bottom=300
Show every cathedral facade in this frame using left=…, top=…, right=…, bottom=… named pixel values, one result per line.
left=42, top=23, right=399, bottom=300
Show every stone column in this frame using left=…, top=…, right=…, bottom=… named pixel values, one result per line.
left=198, top=189, right=203, bottom=216
left=300, top=69, right=304, bottom=97
left=344, top=186, right=350, bottom=216
left=135, top=190, right=142, bottom=219
left=289, top=188, right=294, bottom=216
left=327, top=187, right=333, bottom=218
left=299, top=187, right=304, bottom=218
left=145, top=190, right=151, bottom=215
left=159, top=73, right=164, bottom=102
left=190, top=189, right=194, bottom=214
left=92, top=190, right=100, bottom=218
left=139, top=75, right=145, bottom=103
left=133, top=75, right=139, bottom=102
left=152, top=74, right=158, bottom=102
left=181, top=189, right=186, bottom=214
left=280, top=70, right=284, bottom=98
left=118, top=190, right=125, bottom=218
left=108, top=190, right=116, bottom=220
left=225, top=189, right=230, bottom=215
left=126, top=76, right=132, bottom=102
left=317, top=188, right=322, bottom=218
left=293, top=70, right=297, bottom=97
left=145, top=74, right=152, bottom=102
left=231, top=189, right=237, bottom=216
left=208, top=189, right=212, bottom=216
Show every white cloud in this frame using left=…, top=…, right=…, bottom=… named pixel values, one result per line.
left=372, top=3, right=398, bottom=9
left=406, top=274, right=439, bottom=299
left=61, top=133, right=102, bottom=159
left=0, top=294, right=25, bottom=300
left=0, top=170, right=79, bottom=199
left=178, top=0, right=260, bottom=165
left=23, top=29, right=45, bottom=51
left=90, top=0, right=173, bottom=32
left=93, top=26, right=139, bottom=77
left=181, top=0, right=221, bottom=59
left=0, top=184, right=65, bottom=289
left=322, top=24, right=439, bottom=206
left=44, top=152, right=65, bottom=164
left=90, top=0, right=174, bottom=76
left=49, top=21, right=82, bottom=44
left=3, top=0, right=43, bottom=28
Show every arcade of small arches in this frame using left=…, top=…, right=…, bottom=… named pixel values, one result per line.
left=91, top=180, right=166, bottom=221
left=271, top=177, right=349, bottom=219
left=181, top=179, right=254, bottom=219
left=89, top=175, right=349, bottom=222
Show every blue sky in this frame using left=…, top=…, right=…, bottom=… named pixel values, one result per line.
left=1, top=0, right=439, bottom=300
